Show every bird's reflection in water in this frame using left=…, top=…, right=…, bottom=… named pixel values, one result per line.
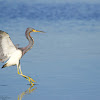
left=18, top=85, right=37, bottom=100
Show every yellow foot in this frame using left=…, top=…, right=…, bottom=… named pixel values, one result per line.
left=30, top=82, right=35, bottom=86
left=20, top=74, right=36, bottom=85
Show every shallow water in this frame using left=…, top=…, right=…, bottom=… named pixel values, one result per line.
left=0, top=1, right=100, bottom=100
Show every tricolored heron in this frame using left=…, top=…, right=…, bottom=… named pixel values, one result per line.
left=0, top=27, right=44, bottom=85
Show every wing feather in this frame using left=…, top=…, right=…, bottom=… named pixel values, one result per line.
left=0, top=30, right=16, bottom=62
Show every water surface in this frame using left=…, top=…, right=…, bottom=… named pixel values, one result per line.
left=0, top=1, right=100, bottom=100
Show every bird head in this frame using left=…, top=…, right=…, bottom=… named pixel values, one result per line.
left=27, top=27, right=45, bottom=33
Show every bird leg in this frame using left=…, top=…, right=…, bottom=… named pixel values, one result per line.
left=17, top=62, right=36, bottom=86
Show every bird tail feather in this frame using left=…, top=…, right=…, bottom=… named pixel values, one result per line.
left=1, top=63, right=7, bottom=69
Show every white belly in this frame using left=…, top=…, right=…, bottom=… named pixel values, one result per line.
left=6, top=49, right=22, bottom=66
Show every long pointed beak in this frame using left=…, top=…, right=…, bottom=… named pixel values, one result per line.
left=32, top=29, right=45, bottom=33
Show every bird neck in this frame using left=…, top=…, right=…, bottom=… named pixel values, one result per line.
left=22, top=30, right=34, bottom=55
